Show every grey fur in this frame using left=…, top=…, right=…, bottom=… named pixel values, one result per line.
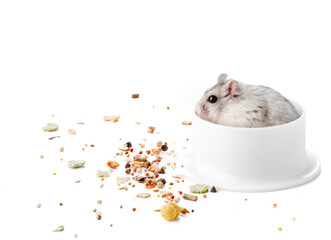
left=195, top=73, right=300, bottom=128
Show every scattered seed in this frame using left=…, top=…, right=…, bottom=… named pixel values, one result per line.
left=68, top=129, right=76, bottom=135
left=97, top=200, right=102, bottom=204
left=42, top=123, right=59, bottom=132
left=131, top=94, right=139, bottom=99
left=67, top=160, right=85, bottom=169
left=40, top=155, right=44, bottom=159
left=180, top=207, right=190, bottom=214
left=136, top=193, right=151, bottom=199
left=36, top=203, right=41, bottom=208
left=104, top=116, right=120, bottom=122
left=147, top=126, right=155, bottom=133
left=59, top=147, right=64, bottom=152
left=107, top=161, right=120, bottom=169
left=48, top=136, right=61, bottom=140
left=53, top=225, right=64, bottom=232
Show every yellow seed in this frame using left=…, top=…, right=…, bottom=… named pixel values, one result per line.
left=293, top=217, right=296, bottom=221
left=278, top=227, right=282, bottom=231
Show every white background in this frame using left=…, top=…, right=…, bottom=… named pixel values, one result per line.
left=1, top=1, right=331, bottom=239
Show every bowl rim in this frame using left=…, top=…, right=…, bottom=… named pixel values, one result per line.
left=194, top=99, right=305, bottom=131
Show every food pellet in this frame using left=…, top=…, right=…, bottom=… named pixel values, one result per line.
left=160, top=202, right=180, bottom=221
left=40, top=155, right=44, bottom=159
left=97, top=200, right=102, bottom=204
left=59, top=147, right=64, bottom=152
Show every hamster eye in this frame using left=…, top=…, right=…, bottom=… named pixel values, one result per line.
left=208, top=95, right=218, bottom=103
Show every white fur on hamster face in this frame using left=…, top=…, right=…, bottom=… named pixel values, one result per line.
left=195, top=74, right=239, bottom=122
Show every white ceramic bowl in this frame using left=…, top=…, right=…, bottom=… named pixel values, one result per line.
left=180, top=100, right=321, bottom=192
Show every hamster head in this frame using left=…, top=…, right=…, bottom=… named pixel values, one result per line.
left=195, top=73, right=240, bottom=123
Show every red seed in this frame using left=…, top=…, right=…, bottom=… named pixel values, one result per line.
left=139, top=151, right=143, bottom=154
left=155, top=174, right=159, bottom=178
left=146, top=150, right=151, bottom=154
left=178, top=191, right=183, bottom=195
left=171, top=195, right=175, bottom=199
left=156, top=159, right=161, bottom=163
left=130, top=148, right=133, bottom=152
left=125, top=151, right=128, bottom=155
left=132, top=208, right=136, bottom=212
left=145, top=173, right=149, bottom=176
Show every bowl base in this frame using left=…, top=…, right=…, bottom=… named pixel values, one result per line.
left=178, top=150, right=321, bottom=192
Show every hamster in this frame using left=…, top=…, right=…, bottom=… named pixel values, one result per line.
left=195, top=73, right=300, bottom=128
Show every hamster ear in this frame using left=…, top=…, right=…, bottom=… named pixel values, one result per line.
left=217, top=73, right=228, bottom=84
left=226, top=80, right=239, bottom=95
